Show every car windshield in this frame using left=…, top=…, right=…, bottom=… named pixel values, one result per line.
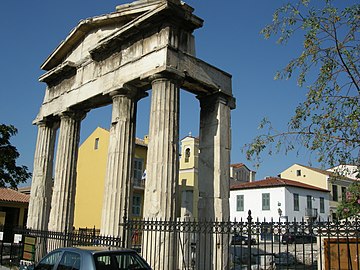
left=95, top=252, right=149, bottom=270
left=35, top=250, right=62, bottom=270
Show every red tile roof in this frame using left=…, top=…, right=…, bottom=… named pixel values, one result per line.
left=0, top=188, right=30, bottom=203
left=230, top=177, right=329, bottom=193
left=230, top=163, right=245, bottom=169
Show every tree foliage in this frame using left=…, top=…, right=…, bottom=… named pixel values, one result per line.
left=0, top=124, right=31, bottom=188
left=337, top=182, right=360, bottom=219
left=245, top=0, right=359, bottom=170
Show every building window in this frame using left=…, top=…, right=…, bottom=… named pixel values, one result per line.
left=320, top=197, right=325, bottom=213
left=133, top=159, right=143, bottom=180
left=132, top=195, right=141, bottom=216
left=181, top=190, right=194, bottom=215
left=307, top=195, right=313, bottom=209
left=94, top=138, right=99, bottom=150
left=236, top=195, right=244, bottom=211
left=181, top=179, right=187, bottom=186
left=293, top=193, right=299, bottom=211
left=341, top=187, right=347, bottom=201
left=332, top=184, right=338, bottom=201
left=296, top=170, right=301, bottom=176
left=185, top=148, right=190, bottom=163
left=262, top=193, right=270, bottom=210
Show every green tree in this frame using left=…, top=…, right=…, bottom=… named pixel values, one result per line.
left=0, top=124, right=31, bottom=188
left=245, top=0, right=359, bottom=170
left=337, top=182, right=360, bottom=219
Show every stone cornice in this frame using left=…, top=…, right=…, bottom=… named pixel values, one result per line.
left=116, top=0, right=164, bottom=13
left=39, top=61, right=77, bottom=87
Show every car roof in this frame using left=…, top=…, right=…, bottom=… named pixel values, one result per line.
left=54, top=246, right=137, bottom=255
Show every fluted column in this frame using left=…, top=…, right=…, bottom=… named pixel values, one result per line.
left=27, top=120, right=57, bottom=230
left=143, top=74, right=181, bottom=219
left=100, top=88, right=139, bottom=238
left=197, top=93, right=234, bottom=270
left=142, top=74, right=181, bottom=270
left=48, top=111, right=85, bottom=233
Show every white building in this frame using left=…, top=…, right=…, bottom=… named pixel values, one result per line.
left=230, top=177, right=330, bottom=222
left=280, top=164, right=357, bottom=219
left=327, top=164, right=359, bottom=180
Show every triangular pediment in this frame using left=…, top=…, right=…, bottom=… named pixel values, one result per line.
left=41, top=0, right=166, bottom=71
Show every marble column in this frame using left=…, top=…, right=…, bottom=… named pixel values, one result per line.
left=143, top=74, right=181, bottom=219
left=142, top=74, right=181, bottom=270
left=100, top=88, right=139, bottom=239
left=48, top=111, right=85, bottom=233
left=197, top=92, right=233, bottom=270
left=27, top=120, right=57, bottom=230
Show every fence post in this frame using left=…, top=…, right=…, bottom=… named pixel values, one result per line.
left=63, top=227, right=67, bottom=247
left=122, top=215, right=127, bottom=248
left=247, top=210, right=252, bottom=269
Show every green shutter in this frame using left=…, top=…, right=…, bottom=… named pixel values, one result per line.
left=237, top=195, right=244, bottom=211
left=262, top=193, right=270, bottom=210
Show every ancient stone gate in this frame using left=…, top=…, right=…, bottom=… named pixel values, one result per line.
left=27, top=0, right=235, bottom=268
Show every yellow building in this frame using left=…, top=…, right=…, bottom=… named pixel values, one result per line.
left=178, top=135, right=199, bottom=219
left=0, top=188, right=29, bottom=226
left=74, top=128, right=202, bottom=228
left=280, top=164, right=357, bottom=220
left=74, top=127, right=147, bottom=229
left=0, top=188, right=29, bottom=241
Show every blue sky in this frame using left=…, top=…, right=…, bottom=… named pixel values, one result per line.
left=1, top=0, right=348, bottom=185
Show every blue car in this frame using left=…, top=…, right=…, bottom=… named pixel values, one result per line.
left=20, top=246, right=152, bottom=270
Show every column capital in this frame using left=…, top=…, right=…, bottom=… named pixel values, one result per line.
left=59, top=110, right=87, bottom=121
left=149, top=71, right=185, bottom=85
left=197, top=92, right=236, bottom=110
left=109, top=86, right=148, bottom=101
left=35, top=117, right=60, bottom=129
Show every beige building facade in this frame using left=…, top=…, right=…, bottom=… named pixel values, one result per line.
left=280, top=164, right=357, bottom=219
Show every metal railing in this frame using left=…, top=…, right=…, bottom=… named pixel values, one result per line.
left=132, top=178, right=145, bottom=188
left=1, top=211, right=359, bottom=269
left=305, top=207, right=318, bottom=218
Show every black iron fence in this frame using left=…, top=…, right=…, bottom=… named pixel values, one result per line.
left=125, top=215, right=360, bottom=270
left=0, top=212, right=359, bottom=269
left=0, top=241, right=22, bottom=266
